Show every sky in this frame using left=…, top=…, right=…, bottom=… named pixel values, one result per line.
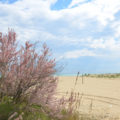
left=0, top=0, right=120, bottom=75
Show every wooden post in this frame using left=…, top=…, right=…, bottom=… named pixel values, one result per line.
left=82, top=74, right=84, bottom=84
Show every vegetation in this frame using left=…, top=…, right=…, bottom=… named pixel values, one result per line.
left=0, top=30, right=119, bottom=120
left=83, top=73, right=120, bottom=78
left=0, top=30, right=60, bottom=120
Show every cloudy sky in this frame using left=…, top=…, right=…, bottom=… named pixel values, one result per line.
left=0, top=0, right=120, bottom=75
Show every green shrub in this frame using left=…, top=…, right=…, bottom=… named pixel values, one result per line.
left=0, top=102, right=15, bottom=120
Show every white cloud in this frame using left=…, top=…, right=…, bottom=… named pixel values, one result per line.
left=61, top=0, right=120, bottom=26
left=115, top=26, right=120, bottom=38
left=88, top=37, right=120, bottom=56
left=68, top=0, right=86, bottom=8
left=0, top=0, right=120, bottom=32
left=0, top=0, right=120, bottom=59
left=111, top=20, right=120, bottom=38
left=63, top=49, right=96, bottom=59
left=84, top=36, right=119, bottom=48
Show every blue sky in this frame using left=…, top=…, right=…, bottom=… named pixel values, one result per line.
left=0, top=0, right=120, bottom=75
left=51, top=0, right=72, bottom=10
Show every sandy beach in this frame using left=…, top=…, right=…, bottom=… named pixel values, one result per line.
left=57, top=76, right=120, bottom=117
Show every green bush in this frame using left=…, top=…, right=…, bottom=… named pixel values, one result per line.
left=0, top=102, right=15, bottom=120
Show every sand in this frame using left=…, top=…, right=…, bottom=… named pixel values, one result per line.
left=57, top=76, right=120, bottom=117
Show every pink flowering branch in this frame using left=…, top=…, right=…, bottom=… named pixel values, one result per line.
left=0, top=30, right=58, bottom=106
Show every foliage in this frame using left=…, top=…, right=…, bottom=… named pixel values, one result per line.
left=0, top=29, right=61, bottom=119
left=0, top=30, right=57, bottom=104
left=0, top=30, right=119, bottom=120
left=83, top=73, right=120, bottom=78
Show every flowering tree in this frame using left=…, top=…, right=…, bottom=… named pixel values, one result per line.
left=0, top=30, right=58, bottom=106
left=0, top=29, right=82, bottom=120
